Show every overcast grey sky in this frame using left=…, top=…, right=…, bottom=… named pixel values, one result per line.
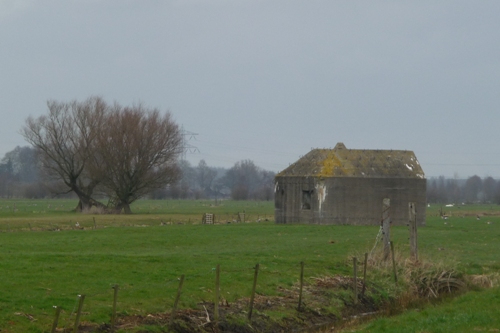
left=1, top=1, right=499, bottom=178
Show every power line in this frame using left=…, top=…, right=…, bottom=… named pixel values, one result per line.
left=180, top=125, right=200, bottom=160
left=424, top=163, right=500, bottom=166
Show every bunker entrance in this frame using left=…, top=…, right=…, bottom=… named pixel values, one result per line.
left=302, top=190, right=312, bottom=210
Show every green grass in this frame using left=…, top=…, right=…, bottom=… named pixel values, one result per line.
left=0, top=222, right=370, bottom=331
left=0, top=199, right=275, bottom=232
left=349, top=287, right=500, bottom=333
left=0, top=200, right=500, bottom=332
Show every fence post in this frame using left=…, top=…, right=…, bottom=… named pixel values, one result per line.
left=111, top=285, right=119, bottom=333
left=353, top=257, right=358, bottom=304
left=409, top=202, right=418, bottom=261
left=298, top=261, right=305, bottom=311
left=214, top=264, right=220, bottom=321
left=51, top=306, right=61, bottom=333
left=382, top=198, right=391, bottom=261
left=171, top=275, right=185, bottom=324
left=93, top=217, right=97, bottom=230
left=73, top=294, right=86, bottom=333
left=361, top=252, right=368, bottom=296
left=390, top=242, right=398, bottom=285
left=248, top=264, right=260, bottom=321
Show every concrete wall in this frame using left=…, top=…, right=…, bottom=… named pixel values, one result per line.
left=275, top=176, right=426, bottom=226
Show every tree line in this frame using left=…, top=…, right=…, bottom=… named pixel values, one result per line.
left=427, top=175, right=500, bottom=204
left=0, top=147, right=275, bottom=203
left=1, top=96, right=275, bottom=211
left=151, top=159, right=275, bottom=201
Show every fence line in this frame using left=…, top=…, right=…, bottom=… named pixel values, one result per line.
left=44, top=254, right=388, bottom=332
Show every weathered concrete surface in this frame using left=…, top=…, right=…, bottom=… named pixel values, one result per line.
left=275, top=143, right=426, bottom=226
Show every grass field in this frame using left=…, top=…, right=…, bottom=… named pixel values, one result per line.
left=0, top=199, right=499, bottom=332
left=348, top=287, right=500, bottom=333
left=0, top=199, right=273, bottom=232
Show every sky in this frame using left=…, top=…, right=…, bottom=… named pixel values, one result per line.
left=1, top=1, right=499, bottom=178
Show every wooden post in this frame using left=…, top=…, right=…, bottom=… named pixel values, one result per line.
left=93, top=217, right=97, bottom=230
left=297, top=261, right=305, bottom=311
left=382, top=198, right=391, bottom=261
left=214, top=264, right=220, bottom=321
left=73, top=294, right=85, bottom=333
left=362, top=252, right=368, bottom=296
left=111, top=285, right=119, bottom=333
left=51, top=306, right=61, bottom=333
left=171, top=275, right=185, bottom=324
left=409, top=202, right=418, bottom=261
left=353, top=257, right=358, bottom=305
left=390, top=242, right=398, bottom=285
left=248, top=264, right=260, bottom=321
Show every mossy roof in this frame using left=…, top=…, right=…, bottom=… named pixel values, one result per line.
left=277, top=143, right=425, bottom=179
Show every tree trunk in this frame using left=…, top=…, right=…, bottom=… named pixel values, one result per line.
left=70, top=180, right=107, bottom=213
left=122, top=203, right=132, bottom=214
left=75, top=200, right=83, bottom=212
left=112, top=202, right=132, bottom=214
left=74, top=196, right=93, bottom=212
left=73, top=192, right=106, bottom=213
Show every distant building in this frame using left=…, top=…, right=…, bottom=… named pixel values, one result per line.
left=274, top=143, right=426, bottom=226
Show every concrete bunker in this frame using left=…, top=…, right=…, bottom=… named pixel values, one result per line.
left=274, top=143, right=426, bottom=226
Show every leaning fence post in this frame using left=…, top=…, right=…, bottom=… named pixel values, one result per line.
left=51, top=306, right=61, bottom=333
left=214, top=264, right=220, bottom=321
left=111, top=285, right=119, bottom=333
left=248, top=263, right=260, bottom=321
left=353, top=257, right=358, bottom=304
left=73, top=294, right=86, bottom=333
left=171, top=275, right=185, bottom=324
left=390, top=242, right=398, bottom=285
left=298, top=261, right=305, bottom=311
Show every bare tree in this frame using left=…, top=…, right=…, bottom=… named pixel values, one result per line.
left=22, top=97, right=182, bottom=212
left=1, top=146, right=39, bottom=182
left=222, top=160, right=275, bottom=200
left=464, top=175, right=483, bottom=203
left=21, top=97, right=108, bottom=211
left=96, top=104, right=182, bottom=213
left=447, top=181, right=460, bottom=203
left=494, top=181, right=500, bottom=205
left=255, top=169, right=275, bottom=201
left=197, top=159, right=217, bottom=198
left=482, top=176, right=496, bottom=203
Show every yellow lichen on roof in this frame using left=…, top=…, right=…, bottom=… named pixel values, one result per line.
left=318, top=149, right=344, bottom=177
left=276, top=145, right=425, bottom=179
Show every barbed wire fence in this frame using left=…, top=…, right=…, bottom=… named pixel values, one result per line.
left=40, top=245, right=401, bottom=333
